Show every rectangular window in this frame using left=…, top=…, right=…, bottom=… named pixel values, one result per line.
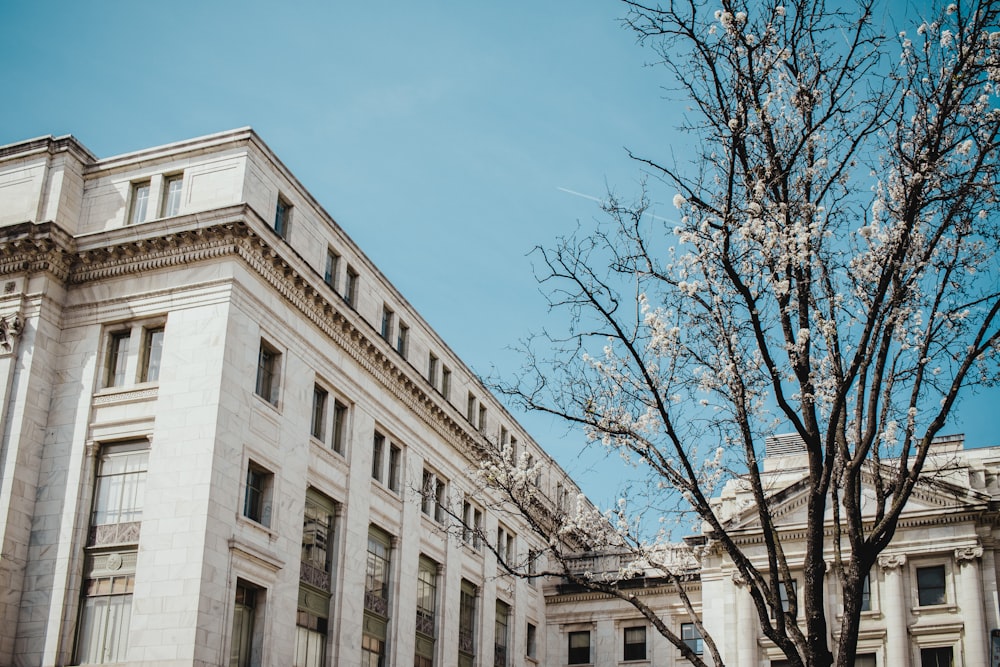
left=388, top=444, right=401, bottom=492
left=396, top=322, right=409, bottom=357
left=462, top=501, right=473, bottom=544
left=255, top=340, right=280, bottom=405
left=324, top=248, right=339, bottom=289
left=129, top=181, right=150, bottom=225
left=422, top=470, right=435, bottom=516
left=917, top=565, right=946, bottom=606
left=381, top=306, right=394, bottom=341
left=681, top=622, right=703, bottom=655
left=568, top=630, right=590, bottom=665
left=274, top=195, right=291, bottom=239
left=74, top=573, right=135, bottom=664
left=139, top=326, right=164, bottom=383
left=467, top=393, right=476, bottom=422
left=300, top=489, right=336, bottom=586
left=230, top=581, right=262, bottom=667
left=243, top=462, right=273, bottom=527
left=494, top=600, right=510, bottom=667
left=163, top=174, right=183, bottom=217
left=105, top=331, right=130, bottom=388
left=526, top=622, right=537, bottom=659
left=855, top=654, right=877, bottom=667
left=623, top=626, right=646, bottom=661
left=428, top=353, right=438, bottom=387
left=372, top=432, right=385, bottom=482
left=311, top=385, right=328, bottom=440
left=528, top=549, right=538, bottom=586
left=860, top=573, right=871, bottom=612
left=920, top=647, right=954, bottom=667
left=779, top=580, right=797, bottom=617
left=331, top=399, right=348, bottom=454
left=459, top=580, right=477, bottom=666
left=294, top=613, right=327, bottom=667
left=441, top=367, right=451, bottom=400
left=473, top=509, right=483, bottom=551
left=364, top=527, right=392, bottom=617
left=434, top=477, right=446, bottom=523
left=344, top=266, right=358, bottom=307
left=91, top=444, right=149, bottom=531
left=362, top=633, right=386, bottom=667
left=416, top=556, right=438, bottom=638
left=478, top=406, right=487, bottom=434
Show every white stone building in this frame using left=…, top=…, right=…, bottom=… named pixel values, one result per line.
left=544, top=435, right=1000, bottom=667
left=0, top=129, right=583, bottom=667
left=1, top=129, right=997, bottom=667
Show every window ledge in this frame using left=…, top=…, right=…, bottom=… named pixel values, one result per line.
left=911, top=603, right=957, bottom=615
left=236, top=514, right=278, bottom=542
left=252, top=393, right=281, bottom=413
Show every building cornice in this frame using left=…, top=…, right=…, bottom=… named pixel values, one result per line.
left=0, top=211, right=485, bottom=467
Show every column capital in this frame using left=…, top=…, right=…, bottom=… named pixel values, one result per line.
left=878, top=553, right=907, bottom=570
left=731, top=569, right=747, bottom=587
left=955, top=545, right=984, bottom=563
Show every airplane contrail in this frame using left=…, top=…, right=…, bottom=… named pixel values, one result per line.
left=556, top=187, right=674, bottom=223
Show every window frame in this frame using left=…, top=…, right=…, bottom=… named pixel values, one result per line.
left=916, top=564, right=947, bottom=607
left=104, top=329, right=131, bottom=388
left=162, top=173, right=183, bottom=217
left=274, top=194, right=292, bottom=239
left=255, top=339, right=281, bottom=406
left=344, top=265, right=358, bottom=307
left=396, top=322, right=409, bottom=357
left=128, top=180, right=151, bottom=225
left=681, top=621, right=703, bottom=656
left=623, top=625, right=647, bottom=661
left=138, top=325, right=164, bottom=383
left=243, top=460, right=273, bottom=527
left=311, top=385, right=328, bottom=441
left=324, top=248, right=340, bottom=290
left=567, top=630, right=590, bottom=665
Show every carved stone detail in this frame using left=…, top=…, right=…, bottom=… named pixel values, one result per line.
left=955, top=545, right=984, bottom=563
left=0, top=313, right=21, bottom=355
left=877, top=553, right=906, bottom=570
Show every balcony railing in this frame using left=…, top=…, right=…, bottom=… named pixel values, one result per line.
left=299, top=560, right=331, bottom=591
left=364, top=589, right=389, bottom=616
left=88, top=521, right=141, bottom=547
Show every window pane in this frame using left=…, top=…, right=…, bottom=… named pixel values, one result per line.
left=164, top=176, right=183, bottom=217
left=917, top=566, right=946, bottom=606
left=140, top=327, right=164, bottom=382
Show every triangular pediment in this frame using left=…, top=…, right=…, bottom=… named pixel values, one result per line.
left=725, top=466, right=989, bottom=532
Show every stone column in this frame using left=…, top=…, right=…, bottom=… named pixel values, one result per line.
left=878, top=553, right=910, bottom=667
left=956, top=546, right=987, bottom=667
left=733, top=571, right=758, bottom=667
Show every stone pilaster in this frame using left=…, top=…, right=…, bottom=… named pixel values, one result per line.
left=878, top=553, right=910, bottom=667
left=955, top=546, right=986, bottom=667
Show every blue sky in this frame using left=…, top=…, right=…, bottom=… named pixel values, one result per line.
left=1, top=1, right=994, bottom=509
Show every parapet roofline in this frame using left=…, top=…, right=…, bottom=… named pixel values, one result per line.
left=0, top=134, right=97, bottom=163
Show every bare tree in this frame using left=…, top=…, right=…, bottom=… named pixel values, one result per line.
left=478, top=1, right=1000, bottom=666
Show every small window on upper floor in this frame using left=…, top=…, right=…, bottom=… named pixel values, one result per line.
left=104, top=330, right=131, bottom=388
left=324, top=248, right=340, bottom=290
left=255, top=340, right=281, bottom=406
left=311, top=385, right=328, bottom=441
left=388, top=443, right=401, bottom=492
left=332, top=398, right=349, bottom=455
left=128, top=181, right=150, bottom=225
left=624, top=625, right=647, bottom=661
left=344, top=266, right=358, bottom=307
left=396, top=323, right=409, bottom=358
left=162, top=174, right=183, bottom=217
left=467, top=393, right=476, bottom=423
left=381, top=306, right=394, bottom=342
left=139, top=326, right=164, bottom=383
left=274, top=194, right=292, bottom=239
left=243, top=460, right=274, bottom=527
left=917, top=565, right=946, bottom=606
left=441, top=367, right=451, bottom=401
left=568, top=631, right=590, bottom=665
left=681, top=622, right=702, bottom=655
left=920, top=646, right=953, bottom=667
left=478, top=405, right=487, bottom=434
left=428, top=353, right=439, bottom=387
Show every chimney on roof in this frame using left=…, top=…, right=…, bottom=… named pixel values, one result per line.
left=764, top=433, right=807, bottom=458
